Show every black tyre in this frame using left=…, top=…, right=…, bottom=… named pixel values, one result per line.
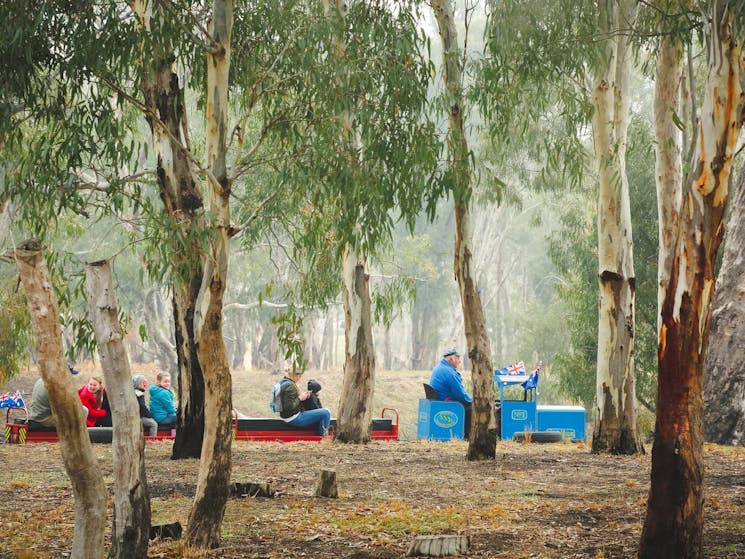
left=512, top=431, right=563, bottom=443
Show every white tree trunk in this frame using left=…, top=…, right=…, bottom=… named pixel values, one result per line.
left=187, top=0, right=235, bottom=548
left=86, top=260, right=151, bottom=559
left=14, top=240, right=108, bottom=558
left=591, top=0, right=642, bottom=454
left=654, top=34, right=684, bottom=326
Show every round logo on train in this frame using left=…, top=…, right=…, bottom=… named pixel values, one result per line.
left=433, top=410, right=459, bottom=429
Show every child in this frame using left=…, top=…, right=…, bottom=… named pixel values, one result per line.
left=78, top=375, right=107, bottom=428
left=149, top=372, right=177, bottom=427
left=133, top=374, right=158, bottom=436
left=301, top=379, right=323, bottom=411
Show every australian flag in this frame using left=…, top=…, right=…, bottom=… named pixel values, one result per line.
left=0, top=391, right=26, bottom=408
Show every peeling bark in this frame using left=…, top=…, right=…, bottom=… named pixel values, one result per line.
left=640, top=5, right=745, bottom=558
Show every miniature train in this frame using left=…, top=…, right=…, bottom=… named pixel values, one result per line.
left=3, top=407, right=399, bottom=444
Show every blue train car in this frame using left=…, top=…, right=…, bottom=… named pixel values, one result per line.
left=495, top=369, right=586, bottom=442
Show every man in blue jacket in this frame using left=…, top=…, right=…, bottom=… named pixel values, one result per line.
left=429, top=348, right=472, bottom=438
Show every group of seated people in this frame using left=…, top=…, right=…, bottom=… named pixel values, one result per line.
left=28, top=368, right=177, bottom=436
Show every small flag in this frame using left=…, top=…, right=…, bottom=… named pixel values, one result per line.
left=507, top=361, right=526, bottom=375
left=12, top=391, right=25, bottom=407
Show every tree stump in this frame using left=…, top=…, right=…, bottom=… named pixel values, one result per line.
left=315, top=468, right=338, bottom=498
left=406, top=535, right=470, bottom=557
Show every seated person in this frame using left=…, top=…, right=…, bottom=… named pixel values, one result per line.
left=301, top=379, right=323, bottom=411
left=28, top=377, right=56, bottom=430
left=429, top=348, right=472, bottom=438
left=278, top=368, right=331, bottom=436
left=149, top=372, right=177, bottom=428
left=78, top=375, right=107, bottom=428
left=133, top=374, right=158, bottom=436
left=28, top=366, right=87, bottom=430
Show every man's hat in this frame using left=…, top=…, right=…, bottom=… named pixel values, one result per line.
left=443, top=348, right=461, bottom=358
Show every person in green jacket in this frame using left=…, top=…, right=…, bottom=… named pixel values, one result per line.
left=279, top=367, right=331, bottom=436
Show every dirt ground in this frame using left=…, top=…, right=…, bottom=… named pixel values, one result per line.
left=1, top=438, right=744, bottom=559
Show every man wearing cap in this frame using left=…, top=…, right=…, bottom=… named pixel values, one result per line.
left=429, top=349, right=472, bottom=438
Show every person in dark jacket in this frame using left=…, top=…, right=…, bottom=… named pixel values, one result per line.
left=133, top=374, right=158, bottom=436
left=279, top=368, right=331, bottom=435
left=301, top=379, right=323, bottom=411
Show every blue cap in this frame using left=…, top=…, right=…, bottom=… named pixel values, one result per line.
left=443, top=348, right=461, bottom=358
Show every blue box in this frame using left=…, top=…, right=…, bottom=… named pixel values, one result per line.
left=500, top=400, right=537, bottom=440
left=537, top=405, right=586, bottom=441
left=416, top=399, right=465, bottom=441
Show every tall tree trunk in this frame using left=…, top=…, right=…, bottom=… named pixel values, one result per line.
left=86, top=261, right=151, bottom=559
left=654, top=33, right=684, bottom=329
left=185, top=0, right=234, bottom=548
left=639, top=5, right=745, bottom=557
left=704, top=169, right=745, bottom=445
left=131, top=0, right=206, bottom=460
left=591, top=0, right=643, bottom=455
left=432, top=0, right=497, bottom=461
left=336, top=245, right=376, bottom=442
left=14, top=240, right=108, bottom=558
left=323, top=0, right=377, bottom=443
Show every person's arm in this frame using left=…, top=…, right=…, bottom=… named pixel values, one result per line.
left=165, top=392, right=177, bottom=415
left=448, top=372, right=473, bottom=404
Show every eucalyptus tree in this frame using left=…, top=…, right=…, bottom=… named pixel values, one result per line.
left=128, top=0, right=235, bottom=545
left=480, top=0, right=644, bottom=454
left=1, top=3, right=154, bottom=556
left=254, top=0, right=442, bottom=442
left=548, top=119, right=660, bottom=414
left=86, top=261, right=151, bottom=558
left=14, top=241, right=108, bottom=558
left=639, top=3, right=745, bottom=556
left=431, top=0, right=498, bottom=460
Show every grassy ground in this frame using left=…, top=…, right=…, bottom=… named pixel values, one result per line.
left=2, top=438, right=745, bottom=558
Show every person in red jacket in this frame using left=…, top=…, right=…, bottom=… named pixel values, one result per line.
left=78, top=376, right=106, bottom=427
